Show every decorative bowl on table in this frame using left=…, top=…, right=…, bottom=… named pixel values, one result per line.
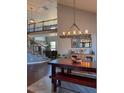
left=76, top=58, right=82, bottom=63
left=71, top=55, right=82, bottom=64
left=71, top=55, right=77, bottom=63
left=71, top=56, right=77, bottom=63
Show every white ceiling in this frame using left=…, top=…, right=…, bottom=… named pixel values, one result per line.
left=27, top=0, right=57, bottom=22
left=27, top=0, right=96, bottom=22
left=58, top=0, right=96, bottom=13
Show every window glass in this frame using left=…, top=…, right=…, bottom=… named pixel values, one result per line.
left=50, top=41, right=56, bottom=51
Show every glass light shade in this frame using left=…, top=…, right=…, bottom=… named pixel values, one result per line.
left=85, top=29, right=88, bottom=34
left=29, top=19, right=35, bottom=23
left=63, top=32, right=66, bottom=35
left=79, top=31, right=82, bottom=34
left=73, top=30, right=76, bottom=35
left=68, top=31, right=71, bottom=35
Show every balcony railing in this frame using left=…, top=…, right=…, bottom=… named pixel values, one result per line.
left=27, top=18, right=57, bottom=33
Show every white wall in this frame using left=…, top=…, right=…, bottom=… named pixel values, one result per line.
left=58, top=4, right=97, bottom=62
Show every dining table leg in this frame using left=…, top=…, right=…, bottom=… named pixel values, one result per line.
left=51, top=65, right=57, bottom=92
left=52, top=65, right=56, bottom=83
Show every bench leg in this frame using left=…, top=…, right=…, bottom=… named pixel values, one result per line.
left=58, top=80, right=61, bottom=86
left=53, top=79, right=57, bottom=92
left=61, top=68, right=64, bottom=74
left=67, top=69, right=72, bottom=75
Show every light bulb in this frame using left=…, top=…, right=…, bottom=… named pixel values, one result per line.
left=30, top=19, right=35, bottom=23
left=63, top=32, right=65, bottom=35
left=85, top=29, right=88, bottom=34
left=73, top=31, right=76, bottom=35
left=79, top=31, right=82, bottom=34
left=68, top=31, right=70, bottom=35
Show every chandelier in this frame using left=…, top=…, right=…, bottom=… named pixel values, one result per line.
left=29, top=7, right=35, bottom=24
left=60, top=0, right=89, bottom=38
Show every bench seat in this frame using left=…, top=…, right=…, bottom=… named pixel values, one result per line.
left=50, top=72, right=96, bottom=88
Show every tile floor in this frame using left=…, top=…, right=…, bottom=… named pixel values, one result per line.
left=28, top=75, right=96, bottom=93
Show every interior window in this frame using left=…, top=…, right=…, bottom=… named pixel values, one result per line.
left=50, top=41, right=56, bottom=51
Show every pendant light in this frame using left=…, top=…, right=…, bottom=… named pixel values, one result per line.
left=29, top=7, right=35, bottom=24
left=60, top=0, right=89, bottom=38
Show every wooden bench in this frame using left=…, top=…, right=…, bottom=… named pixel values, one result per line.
left=50, top=72, right=96, bottom=92
left=48, top=59, right=96, bottom=92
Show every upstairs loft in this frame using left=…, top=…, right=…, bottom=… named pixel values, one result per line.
left=27, top=18, right=57, bottom=35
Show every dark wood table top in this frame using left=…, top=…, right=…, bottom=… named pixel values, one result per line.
left=48, top=58, right=97, bottom=73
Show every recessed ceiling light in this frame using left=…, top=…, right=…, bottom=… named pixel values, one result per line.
left=42, top=6, right=49, bottom=10
left=48, top=0, right=54, bottom=3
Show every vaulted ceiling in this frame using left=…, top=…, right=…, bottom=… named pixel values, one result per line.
left=58, top=0, right=96, bottom=13
left=27, top=0, right=96, bottom=22
left=27, top=0, right=57, bottom=22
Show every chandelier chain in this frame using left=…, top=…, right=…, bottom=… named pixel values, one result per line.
left=73, top=0, right=76, bottom=24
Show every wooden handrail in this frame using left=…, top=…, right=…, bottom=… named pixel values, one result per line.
left=27, top=18, right=57, bottom=32
left=37, top=18, right=57, bottom=23
left=28, top=18, right=57, bottom=25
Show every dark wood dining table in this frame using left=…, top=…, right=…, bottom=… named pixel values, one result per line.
left=48, top=58, right=97, bottom=92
